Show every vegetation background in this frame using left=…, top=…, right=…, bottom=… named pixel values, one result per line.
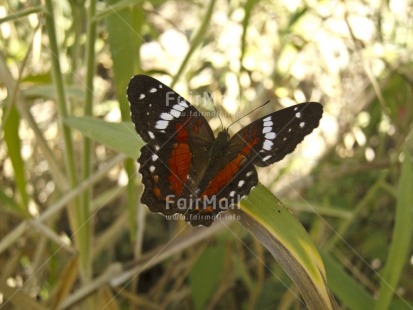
left=0, top=0, right=412, bottom=309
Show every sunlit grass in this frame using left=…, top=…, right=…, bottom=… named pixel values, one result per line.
left=0, top=0, right=412, bottom=308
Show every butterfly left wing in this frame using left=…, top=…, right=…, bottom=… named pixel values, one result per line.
left=226, top=102, right=323, bottom=167
left=128, top=75, right=216, bottom=219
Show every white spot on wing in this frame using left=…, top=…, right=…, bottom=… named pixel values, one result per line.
left=246, top=171, right=253, bottom=177
left=154, top=145, right=160, bottom=151
left=161, top=113, right=173, bottom=120
left=300, top=122, right=305, bottom=128
left=148, top=131, right=155, bottom=139
left=139, top=94, right=145, bottom=100
left=263, top=116, right=271, bottom=122
left=238, top=180, right=245, bottom=187
left=264, top=121, right=273, bottom=127
left=170, top=109, right=181, bottom=118
left=263, top=140, right=273, bottom=150
left=230, top=191, right=236, bottom=197
left=179, top=100, right=189, bottom=108
left=155, top=120, right=168, bottom=129
left=152, top=154, right=158, bottom=161
left=149, top=166, right=155, bottom=172
left=294, top=107, right=298, bottom=111
left=295, top=112, right=301, bottom=118
left=263, top=155, right=272, bottom=162
left=265, top=132, right=276, bottom=139
left=263, top=127, right=272, bottom=134
left=149, top=88, right=157, bottom=93
left=173, top=104, right=185, bottom=112
left=159, top=84, right=163, bottom=88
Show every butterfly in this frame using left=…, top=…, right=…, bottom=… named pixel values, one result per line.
left=127, top=75, right=323, bottom=226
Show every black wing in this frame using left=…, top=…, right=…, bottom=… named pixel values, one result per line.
left=185, top=102, right=322, bottom=226
left=227, top=102, right=323, bottom=167
left=128, top=75, right=217, bottom=220
left=127, top=75, right=214, bottom=144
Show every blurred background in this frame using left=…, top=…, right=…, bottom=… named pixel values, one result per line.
left=0, top=0, right=412, bottom=308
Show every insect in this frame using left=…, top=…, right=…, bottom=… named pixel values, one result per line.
left=127, top=75, right=323, bottom=226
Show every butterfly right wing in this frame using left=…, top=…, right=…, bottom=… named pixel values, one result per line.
left=184, top=102, right=323, bottom=226
left=227, top=102, right=323, bottom=166
left=185, top=155, right=258, bottom=226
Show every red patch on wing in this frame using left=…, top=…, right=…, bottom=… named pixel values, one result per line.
left=153, top=187, right=162, bottom=199
left=193, top=118, right=204, bottom=134
left=168, top=142, right=191, bottom=196
left=168, top=122, right=192, bottom=196
left=201, top=154, right=246, bottom=197
left=241, top=127, right=260, bottom=155
left=176, top=120, right=189, bottom=141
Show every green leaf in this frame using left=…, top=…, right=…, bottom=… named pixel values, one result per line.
left=21, top=72, right=52, bottom=84
left=23, top=84, right=84, bottom=100
left=233, top=184, right=337, bottom=309
left=106, top=0, right=143, bottom=241
left=375, top=149, right=413, bottom=309
left=189, top=243, right=225, bottom=310
left=3, top=106, right=29, bottom=212
left=106, top=0, right=142, bottom=120
left=65, top=117, right=142, bottom=158
left=322, top=252, right=374, bottom=310
left=240, top=0, right=256, bottom=63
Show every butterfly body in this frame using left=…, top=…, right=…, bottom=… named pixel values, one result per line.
left=128, top=75, right=323, bottom=226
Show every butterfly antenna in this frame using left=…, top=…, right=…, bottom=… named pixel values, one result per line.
left=227, top=100, right=271, bottom=130
left=208, top=92, right=224, bottom=131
